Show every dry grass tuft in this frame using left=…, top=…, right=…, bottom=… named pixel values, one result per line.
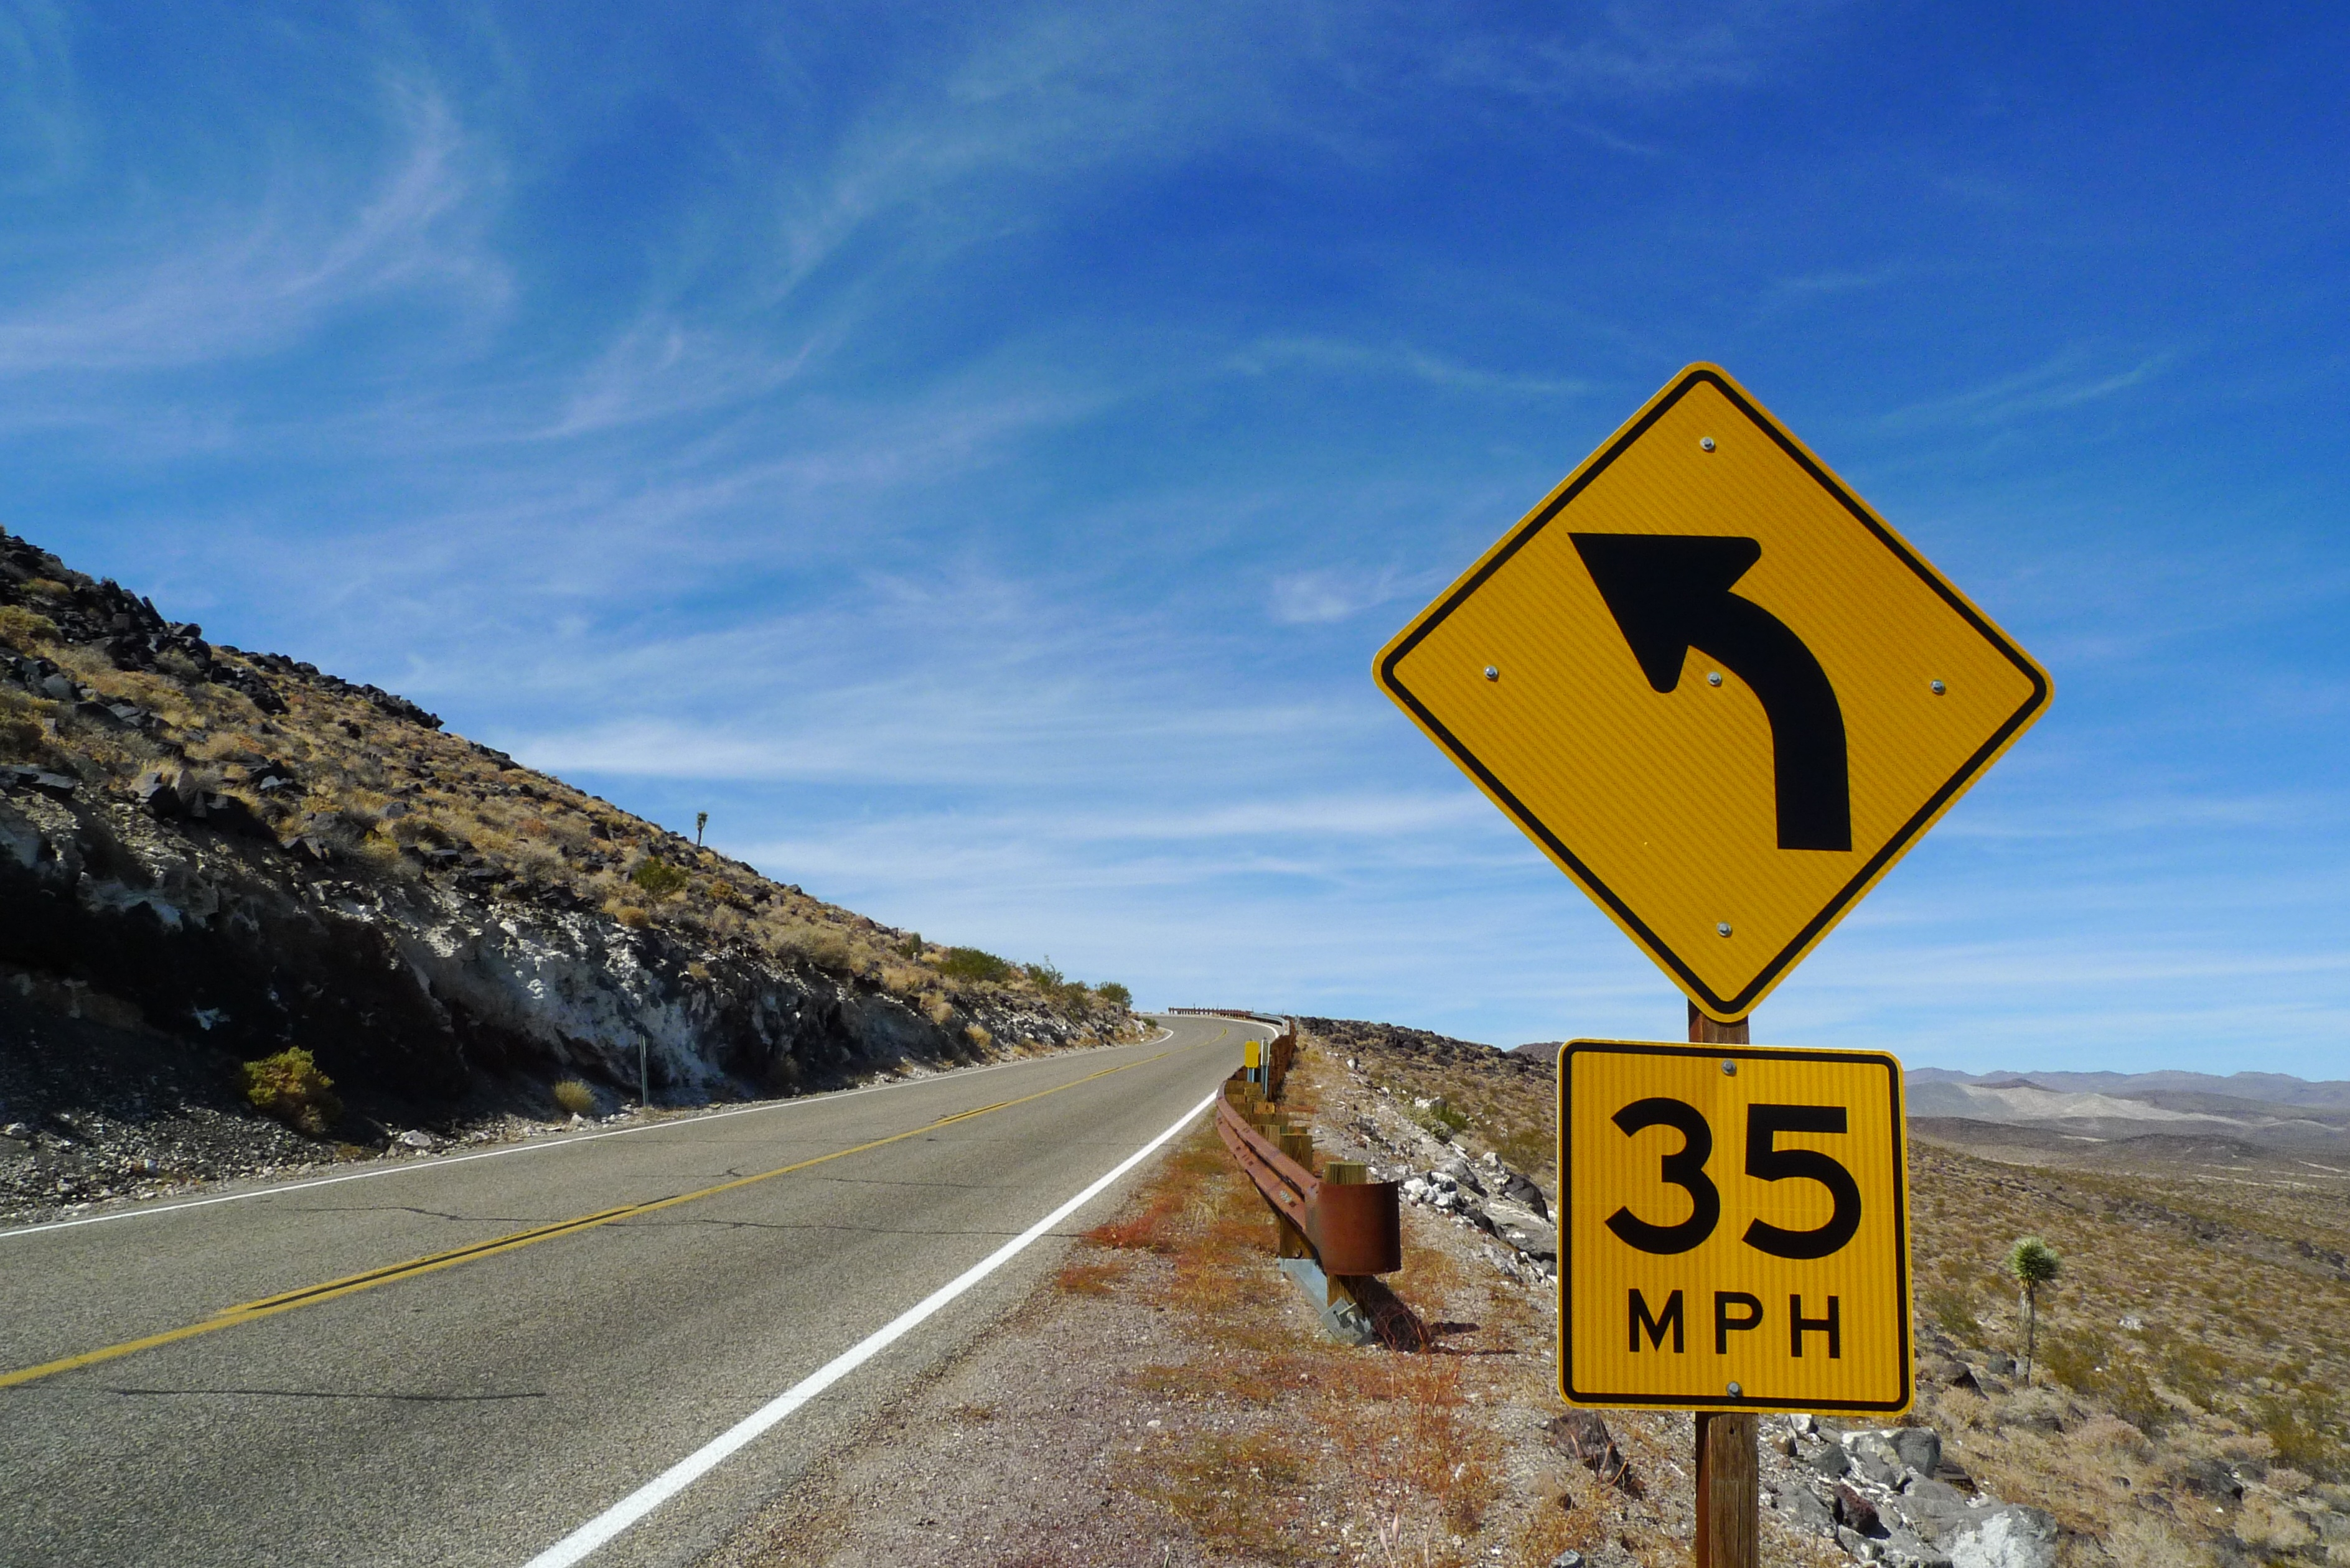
left=551, top=1079, right=596, bottom=1116
left=1052, top=1256, right=1125, bottom=1296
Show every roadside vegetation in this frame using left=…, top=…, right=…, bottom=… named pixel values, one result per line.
left=238, top=1047, right=340, bottom=1137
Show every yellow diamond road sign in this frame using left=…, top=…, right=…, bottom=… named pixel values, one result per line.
left=1560, top=1040, right=1912, bottom=1414
left=1377, top=363, right=2051, bottom=1020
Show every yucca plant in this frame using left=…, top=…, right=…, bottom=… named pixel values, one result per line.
left=2006, top=1235, right=2062, bottom=1383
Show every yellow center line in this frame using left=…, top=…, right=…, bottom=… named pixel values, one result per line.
left=928, top=1099, right=1014, bottom=1126
left=1, top=1029, right=1227, bottom=1392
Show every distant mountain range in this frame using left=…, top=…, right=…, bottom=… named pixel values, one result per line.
left=1906, top=1066, right=2350, bottom=1109
left=1901, top=1068, right=2350, bottom=1162
left=1499, top=1048, right=2350, bottom=1159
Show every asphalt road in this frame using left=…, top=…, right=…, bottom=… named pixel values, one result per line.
left=0, top=1015, right=1241, bottom=1567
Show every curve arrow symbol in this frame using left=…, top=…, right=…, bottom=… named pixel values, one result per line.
left=1570, top=533, right=1851, bottom=852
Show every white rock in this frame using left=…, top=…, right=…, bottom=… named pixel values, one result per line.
left=396, top=1129, right=438, bottom=1150
left=1947, top=1507, right=2059, bottom=1568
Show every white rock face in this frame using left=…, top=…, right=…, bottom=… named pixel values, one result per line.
left=1947, top=1508, right=2059, bottom=1568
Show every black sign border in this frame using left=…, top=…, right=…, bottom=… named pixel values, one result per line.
left=1555, top=1039, right=1914, bottom=1414
left=1377, top=367, right=2051, bottom=1019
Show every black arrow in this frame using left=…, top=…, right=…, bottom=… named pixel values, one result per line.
left=1570, top=533, right=1851, bottom=852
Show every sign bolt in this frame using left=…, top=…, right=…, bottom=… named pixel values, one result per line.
left=1726, top=1381, right=1743, bottom=1397
left=1716, top=922, right=1733, bottom=938
left=1929, top=679, right=1947, bottom=695
left=1721, top=1058, right=1737, bottom=1075
left=1700, top=437, right=1716, bottom=452
left=1482, top=665, right=1499, bottom=682
left=1706, top=670, right=1723, bottom=688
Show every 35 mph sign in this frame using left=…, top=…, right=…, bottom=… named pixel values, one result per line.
left=1559, top=1040, right=1912, bottom=1415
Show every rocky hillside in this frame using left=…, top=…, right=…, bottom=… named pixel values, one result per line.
left=0, top=529, right=1137, bottom=1215
left=1309, top=1019, right=2350, bottom=1567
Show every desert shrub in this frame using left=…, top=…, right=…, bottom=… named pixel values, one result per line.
left=240, top=1047, right=342, bottom=1137
left=514, top=842, right=564, bottom=884
left=552, top=1078, right=596, bottom=1116
left=925, top=995, right=956, bottom=1027
left=938, top=946, right=1013, bottom=983
left=0, top=710, right=44, bottom=760
left=963, top=1023, right=993, bottom=1048
left=630, top=859, right=690, bottom=897
left=1094, top=980, right=1133, bottom=1009
left=1921, top=1284, right=1986, bottom=1347
left=1411, top=1095, right=1470, bottom=1139
left=0, top=605, right=57, bottom=647
left=780, top=923, right=853, bottom=970
left=2254, top=1388, right=2348, bottom=1481
left=1489, top=1121, right=1553, bottom=1179
left=2155, top=1333, right=2226, bottom=1409
left=2040, top=1327, right=2109, bottom=1391
left=614, top=905, right=651, bottom=929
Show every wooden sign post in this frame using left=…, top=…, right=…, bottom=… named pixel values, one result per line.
left=1689, top=1002, right=1757, bottom=1568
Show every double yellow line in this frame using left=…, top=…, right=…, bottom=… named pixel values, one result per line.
left=2, top=1038, right=1211, bottom=1392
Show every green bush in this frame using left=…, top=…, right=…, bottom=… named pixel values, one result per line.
left=1411, top=1096, right=1469, bottom=1139
left=1094, top=981, right=1133, bottom=1009
left=1920, top=1284, right=1985, bottom=1348
left=241, top=1047, right=342, bottom=1137
left=2253, top=1387, right=2348, bottom=1481
left=2154, top=1333, right=2226, bottom=1409
left=937, top=946, right=1013, bottom=982
left=630, top=859, right=690, bottom=897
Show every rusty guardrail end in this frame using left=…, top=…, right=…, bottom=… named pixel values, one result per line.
left=1304, top=1177, right=1402, bottom=1276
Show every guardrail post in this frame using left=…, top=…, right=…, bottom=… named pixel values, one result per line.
left=1273, top=1127, right=1316, bottom=1258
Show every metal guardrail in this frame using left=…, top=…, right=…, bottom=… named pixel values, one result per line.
left=1209, top=1016, right=1402, bottom=1284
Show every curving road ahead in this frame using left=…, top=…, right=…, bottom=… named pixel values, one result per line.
left=0, top=1014, right=1242, bottom=1566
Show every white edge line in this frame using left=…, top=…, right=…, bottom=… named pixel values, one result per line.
left=520, top=1086, right=1221, bottom=1568
left=0, top=1022, right=1184, bottom=1243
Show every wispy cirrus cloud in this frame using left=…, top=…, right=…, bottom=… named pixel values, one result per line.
left=0, top=0, right=81, bottom=194
left=1439, top=0, right=1850, bottom=101
left=0, top=77, right=503, bottom=375
left=1225, top=335, right=1591, bottom=398
left=1878, top=350, right=2176, bottom=432
left=1266, top=563, right=1421, bottom=625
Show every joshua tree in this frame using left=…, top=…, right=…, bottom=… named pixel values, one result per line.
left=2006, top=1235, right=2062, bottom=1382
left=695, top=810, right=708, bottom=847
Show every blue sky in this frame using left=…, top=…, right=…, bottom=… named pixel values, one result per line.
left=3, top=3, right=2346, bottom=1075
